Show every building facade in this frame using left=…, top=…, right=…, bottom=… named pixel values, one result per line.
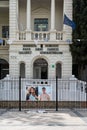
left=0, top=0, right=73, bottom=79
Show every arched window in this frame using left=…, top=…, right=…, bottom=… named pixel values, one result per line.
left=20, top=62, right=25, bottom=78
left=56, top=63, right=62, bottom=78
left=0, top=59, right=9, bottom=79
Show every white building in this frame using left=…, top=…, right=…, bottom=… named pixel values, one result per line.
left=0, top=0, right=73, bottom=79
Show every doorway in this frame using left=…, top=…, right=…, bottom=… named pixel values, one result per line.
left=33, top=58, right=48, bottom=79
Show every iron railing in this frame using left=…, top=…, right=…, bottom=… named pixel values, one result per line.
left=0, top=77, right=87, bottom=109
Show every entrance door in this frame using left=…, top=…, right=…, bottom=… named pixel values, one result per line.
left=41, top=67, right=48, bottom=79
left=34, top=67, right=41, bottom=79
left=33, top=58, right=48, bottom=79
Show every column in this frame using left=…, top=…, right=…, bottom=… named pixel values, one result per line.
left=51, top=0, right=55, bottom=30
left=26, top=0, right=31, bottom=30
left=26, top=0, right=31, bottom=40
left=50, top=0, right=56, bottom=41
left=16, top=0, right=19, bottom=40
left=9, top=0, right=17, bottom=40
left=16, top=0, right=19, bottom=30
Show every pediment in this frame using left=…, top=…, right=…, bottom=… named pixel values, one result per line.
left=32, top=7, right=49, bottom=14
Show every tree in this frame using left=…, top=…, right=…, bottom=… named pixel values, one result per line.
left=70, top=0, right=87, bottom=80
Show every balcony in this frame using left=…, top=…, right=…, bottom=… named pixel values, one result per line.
left=16, top=31, right=64, bottom=41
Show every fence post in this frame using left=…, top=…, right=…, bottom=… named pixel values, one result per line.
left=56, top=76, right=58, bottom=111
left=19, top=76, right=21, bottom=111
left=85, top=77, right=87, bottom=108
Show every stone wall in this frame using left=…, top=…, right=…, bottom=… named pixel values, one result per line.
left=9, top=43, right=72, bottom=78
left=0, top=101, right=87, bottom=109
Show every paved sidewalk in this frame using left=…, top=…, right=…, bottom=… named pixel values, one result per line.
left=0, top=109, right=87, bottom=130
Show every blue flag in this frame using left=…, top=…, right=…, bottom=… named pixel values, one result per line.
left=64, top=14, right=76, bottom=29
left=0, top=39, right=3, bottom=44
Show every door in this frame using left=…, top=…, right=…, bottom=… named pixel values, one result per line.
left=33, top=58, right=48, bottom=79
left=34, top=67, right=41, bottom=79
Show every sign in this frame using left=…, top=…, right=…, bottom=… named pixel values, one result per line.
left=40, top=51, right=63, bottom=54
left=19, top=45, right=32, bottom=54
left=26, top=85, right=52, bottom=101
left=47, top=48, right=59, bottom=51
left=19, top=45, right=63, bottom=55
left=52, top=65, right=55, bottom=68
left=40, top=46, right=62, bottom=54
left=19, top=51, right=32, bottom=54
left=35, top=48, right=43, bottom=51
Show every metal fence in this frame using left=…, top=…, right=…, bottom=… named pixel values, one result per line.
left=0, top=76, right=87, bottom=110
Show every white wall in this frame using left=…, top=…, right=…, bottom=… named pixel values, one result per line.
left=9, top=43, right=72, bottom=78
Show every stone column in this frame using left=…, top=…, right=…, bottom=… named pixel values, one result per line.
left=50, top=0, right=56, bottom=41
left=16, top=0, right=19, bottom=30
left=51, top=0, right=55, bottom=30
left=9, top=0, right=17, bottom=40
left=16, top=0, right=19, bottom=40
left=26, top=0, right=31, bottom=40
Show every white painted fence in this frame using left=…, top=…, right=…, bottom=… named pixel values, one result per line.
left=0, top=76, right=86, bottom=101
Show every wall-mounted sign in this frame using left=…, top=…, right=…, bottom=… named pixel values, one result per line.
left=40, top=51, right=63, bottom=54
left=52, top=65, right=55, bottom=68
left=40, top=46, right=61, bottom=54
left=47, top=48, right=59, bottom=51
left=35, top=48, right=43, bottom=51
left=19, top=51, right=32, bottom=54
left=19, top=45, right=62, bottom=55
left=19, top=45, right=32, bottom=54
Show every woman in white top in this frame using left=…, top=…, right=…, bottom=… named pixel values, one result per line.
left=28, top=87, right=38, bottom=101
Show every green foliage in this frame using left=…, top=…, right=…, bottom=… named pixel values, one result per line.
left=70, top=0, right=87, bottom=66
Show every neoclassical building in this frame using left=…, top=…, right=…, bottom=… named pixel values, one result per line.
left=0, top=0, right=73, bottom=79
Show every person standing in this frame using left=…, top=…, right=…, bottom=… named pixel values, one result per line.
left=40, top=87, right=50, bottom=101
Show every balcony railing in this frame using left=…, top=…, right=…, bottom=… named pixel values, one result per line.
left=56, top=31, right=63, bottom=40
left=18, top=31, right=26, bottom=40
left=0, top=38, right=8, bottom=46
left=31, top=31, right=50, bottom=41
left=17, top=31, right=64, bottom=41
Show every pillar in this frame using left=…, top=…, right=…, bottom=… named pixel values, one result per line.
left=26, top=0, right=31, bottom=40
left=50, top=0, right=56, bottom=41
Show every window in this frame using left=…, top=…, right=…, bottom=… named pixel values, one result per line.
left=34, top=18, right=48, bottom=31
left=56, top=63, right=62, bottom=78
left=20, top=63, right=25, bottom=78
left=2, top=26, right=9, bottom=38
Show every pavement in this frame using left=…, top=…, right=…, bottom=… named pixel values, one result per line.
left=0, top=108, right=87, bottom=130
